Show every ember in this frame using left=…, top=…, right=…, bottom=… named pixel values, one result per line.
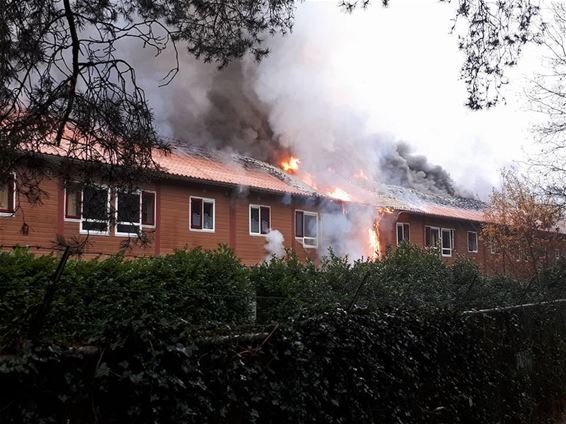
left=369, top=207, right=394, bottom=259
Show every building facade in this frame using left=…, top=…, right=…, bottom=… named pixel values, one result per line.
left=0, top=146, right=552, bottom=274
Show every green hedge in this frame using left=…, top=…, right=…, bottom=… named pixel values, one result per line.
left=1, top=306, right=565, bottom=423
left=2, top=244, right=565, bottom=342
left=0, top=247, right=253, bottom=342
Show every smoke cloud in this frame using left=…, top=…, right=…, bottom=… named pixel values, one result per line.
left=264, top=230, right=286, bottom=261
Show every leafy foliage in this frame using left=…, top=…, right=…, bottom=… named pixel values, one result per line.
left=1, top=306, right=565, bottom=423
left=0, top=247, right=253, bottom=343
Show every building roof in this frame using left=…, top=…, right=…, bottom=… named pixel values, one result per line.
left=33, top=140, right=487, bottom=223
left=155, top=146, right=318, bottom=197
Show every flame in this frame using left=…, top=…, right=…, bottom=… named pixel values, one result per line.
left=280, top=156, right=300, bottom=174
left=368, top=226, right=379, bottom=259
left=369, top=207, right=394, bottom=260
left=327, top=187, right=351, bottom=201
left=354, top=169, right=370, bottom=181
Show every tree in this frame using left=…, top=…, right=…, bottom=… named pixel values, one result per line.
left=0, top=0, right=544, bottom=197
left=481, top=169, right=563, bottom=282
left=528, top=3, right=566, bottom=205
left=0, top=0, right=297, bottom=194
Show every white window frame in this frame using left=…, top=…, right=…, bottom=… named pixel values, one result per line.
left=295, top=210, right=319, bottom=249
left=249, top=204, right=271, bottom=236
left=396, top=222, right=410, bottom=245
left=425, top=226, right=441, bottom=250
left=141, top=190, right=157, bottom=229
left=115, top=189, right=143, bottom=237
left=0, top=172, right=16, bottom=217
left=467, top=231, right=478, bottom=253
left=441, top=228, right=455, bottom=257
left=80, top=185, right=111, bottom=236
left=189, top=196, right=215, bottom=233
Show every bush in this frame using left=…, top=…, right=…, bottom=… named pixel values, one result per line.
left=0, top=247, right=253, bottom=343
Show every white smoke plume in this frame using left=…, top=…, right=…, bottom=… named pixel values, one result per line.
left=264, top=230, right=286, bottom=261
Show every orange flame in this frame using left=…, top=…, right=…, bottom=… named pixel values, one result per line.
left=369, top=207, right=394, bottom=260
left=280, top=156, right=300, bottom=174
left=327, top=187, right=351, bottom=201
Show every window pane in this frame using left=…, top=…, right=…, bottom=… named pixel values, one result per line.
left=0, top=179, right=12, bottom=211
left=468, top=232, right=477, bottom=252
left=397, top=224, right=403, bottom=244
left=117, top=223, right=139, bottom=234
left=142, top=192, right=155, bottom=226
left=304, top=214, right=317, bottom=238
left=403, top=224, right=410, bottom=242
left=442, top=229, right=452, bottom=255
left=295, top=211, right=304, bottom=237
left=83, top=186, right=108, bottom=221
left=250, top=207, right=260, bottom=234
left=66, top=183, right=81, bottom=218
left=191, top=198, right=202, bottom=229
left=203, top=201, right=214, bottom=229
left=117, top=192, right=140, bottom=223
left=260, top=207, right=270, bottom=234
left=83, top=220, right=108, bottom=232
left=425, top=227, right=431, bottom=247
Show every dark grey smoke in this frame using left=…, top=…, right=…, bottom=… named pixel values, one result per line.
left=123, top=25, right=462, bottom=197
left=379, top=142, right=457, bottom=196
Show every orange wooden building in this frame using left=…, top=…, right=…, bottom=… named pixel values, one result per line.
left=0, top=145, right=551, bottom=273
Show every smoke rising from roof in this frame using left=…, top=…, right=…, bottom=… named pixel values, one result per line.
left=123, top=5, right=463, bottom=199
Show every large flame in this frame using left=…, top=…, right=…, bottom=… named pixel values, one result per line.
left=369, top=207, right=394, bottom=260
left=327, top=187, right=351, bottom=202
left=280, top=156, right=300, bottom=174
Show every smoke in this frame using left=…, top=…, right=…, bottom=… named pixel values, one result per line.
left=264, top=230, right=286, bottom=261
left=119, top=3, right=480, bottom=259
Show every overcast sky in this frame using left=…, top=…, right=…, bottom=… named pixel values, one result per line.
left=261, top=0, right=547, bottom=198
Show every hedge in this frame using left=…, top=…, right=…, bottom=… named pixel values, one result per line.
left=1, top=305, right=565, bottom=423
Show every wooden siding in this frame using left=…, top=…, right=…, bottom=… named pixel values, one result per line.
left=0, top=174, right=322, bottom=264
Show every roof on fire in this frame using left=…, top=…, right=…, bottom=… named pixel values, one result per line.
left=36, top=140, right=488, bottom=223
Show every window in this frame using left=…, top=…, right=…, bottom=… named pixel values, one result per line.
left=425, top=226, right=454, bottom=257
left=141, top=191, right=156, bottom=226
left=425, top=226, right=440, bottom=249
left=0, top=174, right=15, bottom=215
left=116, top=190, right=156, bottom=236
left=295, top=210, right=319, bottom=248
left=467, top=231, right=478, bottom=253
left=396, top=223, right=410, bottom=245
left=250, top=204, right=270, bottom=235
left=441, top=228, right=455, bottom=257
left=190, top=197, right=215, bottom=231
left=116, top=190, right=142, bottom=236
left=65, top=182, right=82, bottom=220
left=81, top=185, right=110, bottom=235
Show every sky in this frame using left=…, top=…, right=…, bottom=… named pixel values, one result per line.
left=265, top=0, right=546, bottom=198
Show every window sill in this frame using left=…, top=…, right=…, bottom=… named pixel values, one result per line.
left=79, top=230, right=110, bottom=236
left=0, top=211, right=15, bottom=217
left=190, top=228, right=215, bottom=233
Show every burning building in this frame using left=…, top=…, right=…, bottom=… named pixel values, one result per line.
left=0, top=142, right=516, bottom=273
